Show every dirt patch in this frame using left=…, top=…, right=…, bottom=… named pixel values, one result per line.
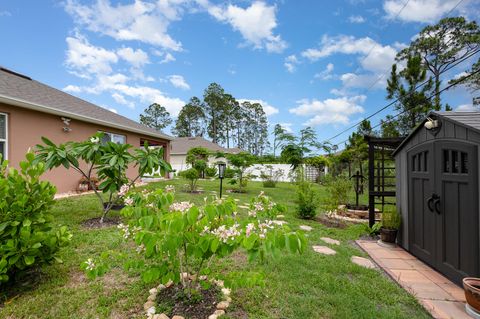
left=81, top=216, right=121, bottom=229
left=182, top=190, right=205, bottom=194
left=156, top=284, right=221, bottom=319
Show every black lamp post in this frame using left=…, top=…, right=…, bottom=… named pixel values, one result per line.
left=218, top=162, right=226, bottom=198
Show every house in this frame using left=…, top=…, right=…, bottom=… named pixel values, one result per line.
left=0, top=67, right=172, bottom=193
left=170, top=136, right=241, bottom=172
left=394, top=111, right=480, bottom=285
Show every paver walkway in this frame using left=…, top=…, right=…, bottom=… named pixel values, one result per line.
left=356, top=240, right=470, bottom=319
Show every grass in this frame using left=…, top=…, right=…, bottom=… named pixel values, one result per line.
left=0, top=179, right=429, bottom=319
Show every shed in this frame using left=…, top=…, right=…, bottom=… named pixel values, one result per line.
left=394, top=111, right=480, bottom=285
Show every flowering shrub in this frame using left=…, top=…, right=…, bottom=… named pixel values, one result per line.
left=0, top=153, right=71, bottom=285
left=83, top=185, right=305, bottom=299
left=35, top=133, right=171, bottom=222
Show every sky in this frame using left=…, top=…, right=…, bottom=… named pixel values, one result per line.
left=0, top=0, right=479, bottom=149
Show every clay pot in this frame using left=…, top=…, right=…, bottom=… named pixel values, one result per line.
left=463, top=277, right=480, bottom=312
left=380, top=228, right=398, bottom=243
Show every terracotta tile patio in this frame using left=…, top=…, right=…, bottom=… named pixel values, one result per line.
left=356, top=240, right=471, bottom=319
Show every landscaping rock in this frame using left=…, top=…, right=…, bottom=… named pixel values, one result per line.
left=320, top=237, right=340, bottom=245
left=149, top=288, right=158, bottom=295
left=172, top=316, right=185, bottom=319
left=272, top=220, right=287, bottom=226
left=144, top=301, right=155, bottom=311
left=146, top=307, right=156, bottom=316
left=208, top=315, right=218, bottom=319
left=221, top=288, right=231, bottom=296
left=155, top=314, right=169, bottom=319
left=312, top=245, right=337, bottom=255
left=147, top=294, right=156, bottom=301
left=157, top=284, right=166, bottom=290
left=299, top=225, right=313, bottom=231
left=351, top=256, right=376, bottom=269
left=214, top=309, right=226, bottom=316
left=217, top=301, right=229, bottom=310
left=277, top=214, right=285, bottom=219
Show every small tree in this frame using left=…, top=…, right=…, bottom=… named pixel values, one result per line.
left=260, top=164, right=283, bottom=188
left=179, top=168, right=200, bottom=192
left=35, top=133, right=171, bottom=222
left=226, top=152, right=255, bottom=192
left=281, top=144, right=304, bottom=170
left=186, top=147, right=210, bottom=178
left=140, top=103, right=172, bottom=131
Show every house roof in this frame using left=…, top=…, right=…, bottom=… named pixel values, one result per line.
left=393, top=111, right=480, bottom=155
left=171, top=136, right=242, bottom=155
left=0, top=67, right=173, bottom=141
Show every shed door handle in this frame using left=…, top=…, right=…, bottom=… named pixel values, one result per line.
left=434, top=198, right=441, bottom=215
left=427, top=193, right=439, bottom=213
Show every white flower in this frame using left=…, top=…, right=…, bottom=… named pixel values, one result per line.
left=165, top=185, right=175, bottom=193
left=85, top=258, right=95, bottom=271
left=117, top=223, right=131, bottom=239
left=90, top=137, right=100, bottom=144
left=169, top=201, right=193, bottom=213
left=118, top=184, right=130, bottom=196
left=248, top=210, right=257, bottom=217
left=124, top=197, right=134, bottom=206
left=246, top=223, right=255, bottom=237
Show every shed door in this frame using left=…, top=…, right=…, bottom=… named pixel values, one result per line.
left=408, top=141, right=479, bottom=285
left=408, top=143, right=436, bottom=266
left=434, top=142, right=479, bottom=284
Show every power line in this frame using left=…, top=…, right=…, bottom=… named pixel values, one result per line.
left=325, top=46, right=480, bottom=143
left=333, top=67, right=480, bottom=147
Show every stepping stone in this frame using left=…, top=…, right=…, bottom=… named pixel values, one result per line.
left=321, top=237, right=340, bottom=245
left=351, top=256, right=376, bottom=269
left=238, top=205, right=249, bottom=209
left=299, top=225, right=313, bottom=231
left=272, top=220, right=288, bottom=226
left=312, top=245, right=336, bottom=255
left=277, top=214, right=285, bottom=219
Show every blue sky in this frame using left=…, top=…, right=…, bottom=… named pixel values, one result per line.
left=1, top=0, right=479, bottom=148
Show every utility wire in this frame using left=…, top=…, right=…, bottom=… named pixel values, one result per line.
left=333, top=67, right=480, bottom=147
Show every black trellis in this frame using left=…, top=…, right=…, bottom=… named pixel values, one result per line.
left=365, top=136, right=404, bottom=227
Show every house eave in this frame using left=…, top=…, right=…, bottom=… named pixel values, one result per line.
left=0, top=94, right=173, bottom=141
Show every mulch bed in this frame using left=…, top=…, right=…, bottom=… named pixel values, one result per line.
left=81, top=216, right=121, bottom=229
left=156, top=284, right=221, bottom=319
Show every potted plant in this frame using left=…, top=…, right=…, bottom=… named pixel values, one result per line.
left=463, top=278, right=480, bottom=314
left=380, top=206, right=401, bottom=243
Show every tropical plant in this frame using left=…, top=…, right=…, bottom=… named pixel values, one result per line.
left=296, top=182, right=318, bottom=219
left=226, top=152, right=256, bottom=192
left=35, top=133, right=171, bottom=222
left=0, top=153, right=71, bottom=285
left=363, top=222, right=382, bottom=237
left=204, top=165, right=217, bottom=178
left=82, top=188, right=306, bottom=302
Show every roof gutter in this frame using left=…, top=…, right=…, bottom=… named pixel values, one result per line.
left=0, top=94, right=173, bottom=141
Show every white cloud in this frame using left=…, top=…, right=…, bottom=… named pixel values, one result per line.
left=65, top=34, right=118, bottom=78
left=111, top=92, right=134, bottom=109
left=348, top=15, right=365, bottom=23
left=456, top=104, right=479, bottom=112
left=284, top=54, right=299, bottom=73
left=0, top=10, right=11, bottom=17
left=340, top=72, right=386, bottom=89
left=203, top=1, right=287, bottom=53
left=289, top=96, right=365, bottom=125
left=168, top=75, right=190, bottom=90
left=383, top=0, right=463, bottom=23
left=238, top=99, right=279, bottom=117
left=314, top=63, right=334, bottom=80
left=64, top=0, right=185, bottom=51
left=63, top=84, right=83, bottom=93
left=117, top=47, right=149, bottom=68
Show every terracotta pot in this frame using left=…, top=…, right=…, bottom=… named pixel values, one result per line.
left=463, top=277, right=480, bottom=312
left=380, top=228, right=398, bottom=243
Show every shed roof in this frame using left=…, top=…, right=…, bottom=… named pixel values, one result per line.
left=171, top=137, right=242, bottom=155
left=0, top=67, right=173, bottom=141
left=393, top=111, right=480, bottom=155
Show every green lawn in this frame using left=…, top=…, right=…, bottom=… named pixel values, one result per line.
left=0, top=179, right=429, bottom=319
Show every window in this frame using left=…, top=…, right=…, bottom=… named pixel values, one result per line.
left=443, top=149, right=468, bottom=174
left=101, top=131, right=126, bottom=144
left=0, top=113, right=7, bottom=160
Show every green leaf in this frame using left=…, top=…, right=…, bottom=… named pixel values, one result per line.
left=24, top=255, right=35, bottom=266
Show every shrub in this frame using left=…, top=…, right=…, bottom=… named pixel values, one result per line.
left=83, top=189, right=306, bottom=302
left=323, top=175, right=352, bottom=211
left=296, top=182, right=318, bottom=219
left=260, top=165, right=282, bottom=188
left=204, top=166, right=217, bottom=178
left=381, top=206, right=401, bottom=230
left=0, top=153, right=72, bottom=285
left=224, top=167, right=236, bottom=179
left=226, top=152, right=255, bottom=192
left=181, top=168, right=200, bottom=192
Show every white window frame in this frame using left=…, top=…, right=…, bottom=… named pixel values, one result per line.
left=0, top=113, right=7, bottom=160
left=100, top=131, right=126, bottom=145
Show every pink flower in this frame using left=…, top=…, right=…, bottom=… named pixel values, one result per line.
left=169, top=201, right=193, bottom=213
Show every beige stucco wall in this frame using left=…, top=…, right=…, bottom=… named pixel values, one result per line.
left=0, top=102, right=171, bottom=193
